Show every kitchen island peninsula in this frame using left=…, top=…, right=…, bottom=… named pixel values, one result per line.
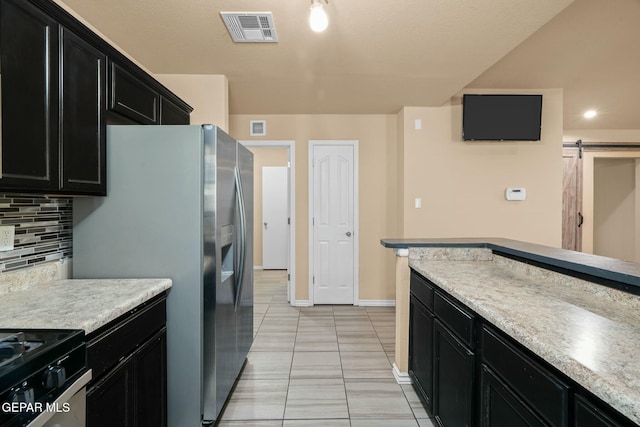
left=381, top=238, right=640, bottom=427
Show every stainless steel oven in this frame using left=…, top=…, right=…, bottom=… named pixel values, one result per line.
left=0, top=330, right=88, bottom=427
left=28, top=370, right=91, bottom=427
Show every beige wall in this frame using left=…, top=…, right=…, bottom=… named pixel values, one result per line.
left=636, top=160, right=640, bottom=262
left=593, top=158, right=636, bottom=261
left=248, top=148, right=288, bottom=267
left=564, top=129, right=640, bottom=143
left=397, top=109, right=406, bottom=237
left=155, top=74, right=229, bottom=130
left=400, top=88, right=563, bottom=247
left=55, top=0, right=152, bottom=74
left=232, top=89, right=563, bottom=302
left=230, top=115, right=399, bottom=302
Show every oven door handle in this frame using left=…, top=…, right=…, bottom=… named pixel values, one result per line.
left=27, top=369, right=92, bottom=427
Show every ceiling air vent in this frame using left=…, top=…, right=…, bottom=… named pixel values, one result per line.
left=220, top=12, right=278, bottom=43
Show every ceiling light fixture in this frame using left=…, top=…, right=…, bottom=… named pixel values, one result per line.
left=309, top=0, right=329, bottom=32
left=583, top=110, right=597, bottom=119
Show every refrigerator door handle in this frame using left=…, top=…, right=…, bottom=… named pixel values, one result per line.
left=234, top=166, right=247, bottom=310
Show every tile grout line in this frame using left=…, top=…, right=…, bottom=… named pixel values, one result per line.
left=334, top=304, right=352, bottom=424
left=282, top=300, right=300, bottom=421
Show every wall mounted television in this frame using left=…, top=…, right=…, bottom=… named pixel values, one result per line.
left=462, top=94, right=543, bottom=141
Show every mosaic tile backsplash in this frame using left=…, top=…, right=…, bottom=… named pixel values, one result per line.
left=0, top=194, right=72, bottom=273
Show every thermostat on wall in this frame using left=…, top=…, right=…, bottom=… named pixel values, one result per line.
left=505, top=187, right=526, bottom=201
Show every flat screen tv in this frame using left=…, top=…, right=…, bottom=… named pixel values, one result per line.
left=462, top=94, right=543, bottom=141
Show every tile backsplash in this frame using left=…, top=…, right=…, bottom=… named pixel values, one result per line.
left=0, top=194, right=72, bottom=273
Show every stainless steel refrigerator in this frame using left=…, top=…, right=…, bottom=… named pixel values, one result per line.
left=72, top=125, right=254, bottom=427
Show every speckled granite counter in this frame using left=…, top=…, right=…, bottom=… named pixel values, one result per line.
left=409, top=247, right=640, bottom=424
left=0, top=278, right=171, bottom=334
left=382, top=237, right=640, bottom=293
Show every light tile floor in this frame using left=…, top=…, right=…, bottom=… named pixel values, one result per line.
left=218, top=270, right=436, bottom=427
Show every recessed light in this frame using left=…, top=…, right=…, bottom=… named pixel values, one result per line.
left=583, top=110, right=597, bottom=119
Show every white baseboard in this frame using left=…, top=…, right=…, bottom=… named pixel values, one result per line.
left=253, top=266, right=263, bottom=270
left=392, top=363, right=412, bottom=385
left=358, top=300, right=396, bottom=307
left=294, top=300, right=311, bottom=307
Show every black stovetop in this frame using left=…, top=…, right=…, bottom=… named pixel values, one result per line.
left=0, top=330, right=84, bottom=382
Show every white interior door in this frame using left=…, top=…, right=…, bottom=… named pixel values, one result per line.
left=312, top=144, right=355, bottom=304
left=262, top=166, right=289, bottom=269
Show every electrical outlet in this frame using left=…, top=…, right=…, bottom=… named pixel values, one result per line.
left=0, top=225, right=15, bottom=251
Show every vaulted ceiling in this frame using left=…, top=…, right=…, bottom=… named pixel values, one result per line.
left=57, top=0, right=640, bottom=129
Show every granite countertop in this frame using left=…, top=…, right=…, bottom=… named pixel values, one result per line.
left=409, top=249, right=640, bottom=424
left=0, top=278, right=171, bottom=334
left=381, top=237, right=640, bottom=292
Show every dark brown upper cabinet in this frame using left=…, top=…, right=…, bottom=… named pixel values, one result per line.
left=0, top=0, right=60, bottom=193
left=110, top=62, right=159, bottom=125
left=160, top=97, right=190, bottom=125
left=0, top=0, right=192, bottom=196
left=60, top=27, right=107, bottom=195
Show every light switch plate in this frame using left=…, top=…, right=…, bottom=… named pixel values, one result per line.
left=0, top=225, right=15, bottom=251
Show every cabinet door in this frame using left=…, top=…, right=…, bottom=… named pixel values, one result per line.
left=574, top=395, right=627, bottom=427
left=110, top=62, right=159, bottom=125
left=409, top=295, right=434, bottom=413
left=481, top=325, right=569, bottom=427
left=480, top=364, right=545, bottom=427
left=135, top=328, right=167, bottom=427
left=0, top=0, right=59, bottom=192
left=160, top=97, right=190, bottom=125
left=60, top=27, right=107, bottom=195
left=87, top=356, right=135, bottom=427
left=433, top=320, right=474, bottom=427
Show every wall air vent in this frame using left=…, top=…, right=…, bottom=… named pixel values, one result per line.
left=220, top=12, right=278, bottom=43
left=250, top=120, right=266, bottom=136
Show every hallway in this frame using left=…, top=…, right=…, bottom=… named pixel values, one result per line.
left=218, top=270, right=435, bottom=426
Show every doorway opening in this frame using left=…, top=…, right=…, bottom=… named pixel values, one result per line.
left=562, top=141, right=640, bottom=262
left=241, top=140, right=296, bottom=305
left=584, top=151, right=640, bottom=262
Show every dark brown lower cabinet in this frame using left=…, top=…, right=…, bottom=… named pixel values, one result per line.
left=409, top=295, right=434, bottom=412
left=408, top=268, right=638, bottom=427
left=87, top=355, right=135, bottom=427
left=574, top=395, right=634, bottom=427
left=433, top=319, right=474, bottom=427
left=480, top=364, right=545, bottom=427
left=87, top=328, right=166, bottom=427
left=135, top=329, right=167, bottom=426
left=86, top=296, right=167, bottom=427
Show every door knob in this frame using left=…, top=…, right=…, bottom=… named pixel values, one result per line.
left=346, top=231, right=352, bottom=237
left=264, top=222, right=268, bottom=229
